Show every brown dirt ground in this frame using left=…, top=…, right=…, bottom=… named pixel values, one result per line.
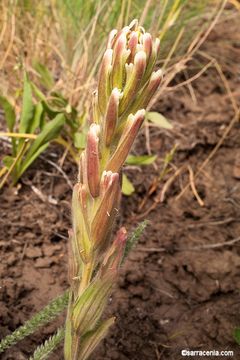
left=0, top=17, right=240, bottom=360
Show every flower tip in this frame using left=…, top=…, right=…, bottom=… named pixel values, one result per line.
left=89, top=122, right=100, bottom=137
left=152, top=69, right=163, bottom=80
left=135, top=108, right=146, bottom=119
left=104, top=48, right=113, bottom=62
left=129, top=19, right=138, bottom=30
left=116, top=227, right=127, bottom=244
left=112, top=87, right=121, bottom=99
left=134, top=50, right=147, bottom=64
left=87, top=123, right=100, bottom=198
left=107, top=29, right=118, bottom=48
left=110, top=172, right=120, bottom=186
left=143, top=33, right=152, bottom=58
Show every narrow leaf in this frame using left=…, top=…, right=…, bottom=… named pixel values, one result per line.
left=0, top=96, right=16, bottom=154
left=0, top=95, right=16, bottom=131
left=31, top=82, right=47, bottom=101
left=19, top=73, right=34, bottom=134
left=20, top=114, right=65, bottom=172
left=18, top=143, right=49, bottom=178
left=147, top=111, right=173, bottom=129
left=33, top=61, right=54, bottom=90
left=28, top=102, right=44, bottom=134
left=126, top=154, right=157, bottom=165
left=122, top=173, right=135, bottom=196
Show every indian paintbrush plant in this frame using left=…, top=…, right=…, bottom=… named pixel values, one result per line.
left=64, top=19, right=162, bottom=360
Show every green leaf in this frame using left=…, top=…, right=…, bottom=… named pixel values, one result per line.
left=73, top=132, right=86, bottom=149
left=18, top=143, right=49, bottom=178
left=33, top=61, right=54, bottom=90
left=42, top=101, right=61, bottom=119
left=19, top=114, right=65, bottom=176
left=234, top=328, right=240, bottom=345
left=19, top=73, right=34, bottom=134
left=0, top=95, right=16, bottom=131
left=122, top=174, right=135, bottom=196
left=146, top=111, right=173, bottom=129
left=126, top=154, right=157, bottom=165
left=31, top=82, right=47, bottom=101
left=28, top=102, right=44, bottom=133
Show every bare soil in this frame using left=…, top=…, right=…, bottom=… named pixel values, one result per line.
left=1, top=18, right=240, bottom=360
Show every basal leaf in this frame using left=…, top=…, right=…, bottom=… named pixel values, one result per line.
left=33, top=61, right=54, bottom=90
left=0, top=95, right=16, bottom=131
left=19, top=73, right=34, bottom=134
left=19, top=114, right=65, bottom=176
left=29, top=102, right=44, bottom=134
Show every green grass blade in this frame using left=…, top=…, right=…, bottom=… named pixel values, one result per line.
left=19, top=113, right=65, bottom=176
left=19, top=73, right=34, bottom=134
left=0, top=95, right=16, bottom=132
left=0, top=95, right=17, bottom=155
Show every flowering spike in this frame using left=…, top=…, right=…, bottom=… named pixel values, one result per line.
left=106, top=109, right=145, bottom=173
left=68, top=231, right=80, bottom=288
left=119, top=51, right=146, bottom=114
left=141, top=37, right=160, bottom=86
left=72, top=184, right=91, bottom=264
left=101, top=227, right=127, bottom=276
left=143, top=33, right=152, bottom=61
left=91, top=172, right=120, bottom=253
left=92, top=90, right=101, bottom=124
left=104, top=88, right=121, bottom=146
left=86, top=124, right=100, bottom=198
left=112, top=33, right=130, bottom=89
left=98, top=49, right=113, bottom=114
left=128, top=31, right=138, bottom=63
left=130, top=69, right=162, bottom=113
left=111, top=26, right=130, bottom=49
left=107, top=29, right=117, bottom=48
